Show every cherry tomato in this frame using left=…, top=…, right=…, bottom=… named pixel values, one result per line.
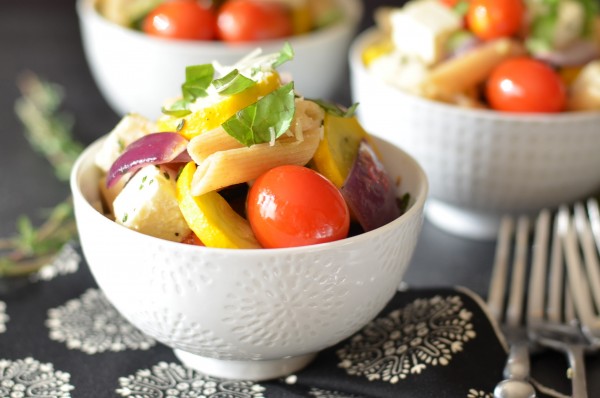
left=143, top=0, right=217, bottom=41
left=486, top=57, right=566, bottom=113
left=247, top=165, right=350, bottom=248
left=217, top=0, right=293, bottom=43
left=466, top=0, right=525, bottom=40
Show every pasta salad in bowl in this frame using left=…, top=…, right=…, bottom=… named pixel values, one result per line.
left=350, top=0, right=600, bottom=240
left=70, top=44, right=428, bottom=380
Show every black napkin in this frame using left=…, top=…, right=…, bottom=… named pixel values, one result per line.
left=0, top=252, right=571, bottom=398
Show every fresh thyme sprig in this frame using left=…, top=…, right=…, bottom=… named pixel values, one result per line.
left=0, top=72, right=82, bottom=277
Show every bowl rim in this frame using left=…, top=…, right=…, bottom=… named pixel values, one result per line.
left=349, top=27, right=600, bottom=123
left=77, top=0, right=364, bottom=51
left=70, top=133, right=428, bottom=256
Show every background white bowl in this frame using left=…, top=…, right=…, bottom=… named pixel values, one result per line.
left=70, top=134, right=428, bottom=381
left=350, top=28, right=600, bottom=240
left=76, top=0, right=363, bottom=120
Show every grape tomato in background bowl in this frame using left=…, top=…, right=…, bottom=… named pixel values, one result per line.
left=349, top=2, right=600, bottom=240
left=76, top=0, right=363, bottom=119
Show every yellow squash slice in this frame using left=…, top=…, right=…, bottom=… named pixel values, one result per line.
left=176, top=162, right=260, bottom=249
left=311, top=114, right=374, bottom=188
left=158, top=72, right=281, bottom=140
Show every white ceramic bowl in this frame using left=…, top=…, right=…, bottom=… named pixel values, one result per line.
left=350, top=28, right=600, bottom=240
left=76, top=0, right=363, bottom=120
left=70, top=134, right=428, bottom=381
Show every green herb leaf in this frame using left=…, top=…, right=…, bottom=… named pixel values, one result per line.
left=309, top=98, right=359, bottom=118
left=161, top=99, right=192, bottom=117
left=222, top=82, right=295, bottom=147
left=273, top=42, right=295, bottom=68
left=182, top=64, right=214, bottom=100
left=452, top=0, right=470, bottom=17
left=212, top=69, right=257, bottom=95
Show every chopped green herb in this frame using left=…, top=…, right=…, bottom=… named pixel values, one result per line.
left=309, top=99, right=359, bottom=118
left=273, top=42, right=294, bottom=68
left=142, top=176, right=147, bottom=183
left=176, top=119, right=185, bottom=132
left=163, top=172, right=170, bottom=180
left=212, top=69, right=257, bottom=95
left=162, top=99, right=191, bottom=117
left=221, top=82, right=295, bottom=147
left=122, top=213, right=128, bottom=223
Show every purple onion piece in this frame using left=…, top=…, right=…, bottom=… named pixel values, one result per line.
left=535, top=40, right=600, bottom=68
left=340, top=139, right=401, bottom=232
left=106, top=132, right=189, bottom=188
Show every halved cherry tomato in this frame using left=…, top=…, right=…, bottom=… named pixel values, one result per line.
left=486, top=57, right=566, bottom=113
left=247, top=165, right=350, bottom=248
left=466, top=0, right=525, bottom=40
left=217, top=0, right=293, bottom=43
left=143, top=0, right=217, bottom=41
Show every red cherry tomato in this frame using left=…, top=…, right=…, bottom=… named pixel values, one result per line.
left=466, top=0, right=525, bottom=40
left=486, top=57, right=566, bottom=113
left=143, top=0, right=217, bottom=41
left=217, top=0, right=293, bottom=43
left=247, top=165, right=350, bottom=248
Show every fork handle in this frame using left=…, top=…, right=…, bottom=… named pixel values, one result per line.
left=494, top=342, right=536, bottom=398
left=566, top=344, right=588, bottom=398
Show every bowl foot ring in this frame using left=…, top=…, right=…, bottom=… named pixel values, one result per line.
left=425, top=199, right=504, bottom=241
left=173, top=349, right=317, bottom=381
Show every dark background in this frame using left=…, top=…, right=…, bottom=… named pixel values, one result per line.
left=0, top=0, right=599, bottom=396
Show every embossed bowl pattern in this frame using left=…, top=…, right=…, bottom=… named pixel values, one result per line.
left=70, top=134, right=428, bottom=380
left=349, top=28, right=600, bottom=239
left=76, top=0, right=363, bottom=120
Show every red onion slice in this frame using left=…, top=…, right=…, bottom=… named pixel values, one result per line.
left=341, top=139, right=401, bottom=232
left=106, top=132, right=189, bottom=188
left=535, top=40, right=600, bottom=68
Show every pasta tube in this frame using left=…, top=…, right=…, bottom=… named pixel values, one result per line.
left=420, top=38, right=526, bottom=100
left=191, top=127, right=322, bottom=196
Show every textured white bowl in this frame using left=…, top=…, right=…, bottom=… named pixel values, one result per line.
left=350, top=28, right=600, bottom=240
left=76, top=0, right=362, bottom=120
left=70, top=134, right=428, bottom=381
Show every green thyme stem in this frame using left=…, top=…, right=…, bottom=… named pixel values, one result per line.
left=0, top=72, right=82, bottom=277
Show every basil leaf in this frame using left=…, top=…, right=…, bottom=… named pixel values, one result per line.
left=161, top=99, right=192, bottom=117
left=182, top=64, right=214, bottom=100
left=222, top=82, right=295, bottom=147
left=273, top=42, right=295, bottom=68
left=212, top=69, right=257, bottom=95
left=309, top=98, right=359, bottom=118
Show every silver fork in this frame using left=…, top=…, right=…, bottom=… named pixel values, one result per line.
left=488, top=216, right=536, bottom=398
left=564, top=199, right=600, bottom=345
left=527, top=206, right=594, bottom=398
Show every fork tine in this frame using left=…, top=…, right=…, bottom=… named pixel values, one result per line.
left=560, top=205, right=597, bottom=329
left=506, top=216, right=530, bottom=327
left=587, top=198, right=600, bottom=256
left=528, top=209, right=551, bottom=323
left=488, top=216, right=514, bottom=321
left=577, top=201, right=600, bottom=306
left=547, top=210, right=565, bottom=323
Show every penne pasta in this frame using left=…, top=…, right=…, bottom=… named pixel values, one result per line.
left=190, top=127, right=322, bottom=196
left=187, top=126, right=244, bottom=164
left=420, top=38, right=526, bottom=100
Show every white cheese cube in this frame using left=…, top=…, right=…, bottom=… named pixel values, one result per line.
left=369, top=52, right=429, bottom=94
left=95, top=113, right=158, bottom=172
left=113, top=165, right=191, bottom=242
left=390, top=0, right=461, bottom=66
left=554, top=0, right=585, bottom=49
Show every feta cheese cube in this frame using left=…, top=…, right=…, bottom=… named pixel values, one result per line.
left=369, top=52, right=429, bottom=94
left=390, top=0, right=461, bottom=66
left=113, top=165, right=191, bottom=242
left=95, top=113, right=157, bottom=172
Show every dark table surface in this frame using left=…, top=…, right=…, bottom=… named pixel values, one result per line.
left=1, top=0, right=599, bottom=396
